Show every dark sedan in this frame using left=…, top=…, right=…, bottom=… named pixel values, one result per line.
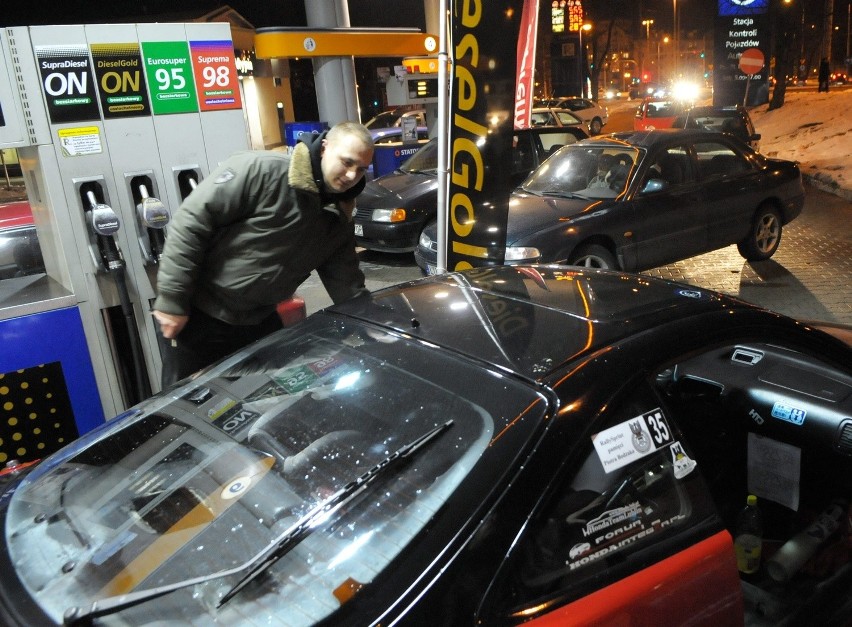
left=415, top=129, right=804, bottom=273
left=354, top=125, right=588, bottom=253
left=1, top=266, right=850, bottom=626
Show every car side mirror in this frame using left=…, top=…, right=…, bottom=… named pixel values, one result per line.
left=641, top=178, right=667, bottom=194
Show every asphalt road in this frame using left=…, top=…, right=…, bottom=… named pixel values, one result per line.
left=298, top=182, right=852, bottom=325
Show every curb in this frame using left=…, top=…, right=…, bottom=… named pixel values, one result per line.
left=802, top=174, right=852, bottom=202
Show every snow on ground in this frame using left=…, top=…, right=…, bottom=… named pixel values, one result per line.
left=749, top=89, right=852, bottom=200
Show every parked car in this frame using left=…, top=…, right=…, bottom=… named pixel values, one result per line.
left=529, top=107, right=586, bottom=128
left=535, top=97, right=608, bottom=134
left=415, top=129, right=804, bottom=274
left=0, top=200, right=44, bottom=280
left=354, top=125, right=589, bottom=253
left=672, top=104, right=761, bottom=151
left=634, top=97, right=688, bottom=131
left=2, top=265, right=850, bottom=627
left=364, top=108, right=429, bottom=143
left=629, top=82, right=668, bottom=99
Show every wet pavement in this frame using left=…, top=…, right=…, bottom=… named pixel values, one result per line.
left=298, top=182, right=852, bottom=325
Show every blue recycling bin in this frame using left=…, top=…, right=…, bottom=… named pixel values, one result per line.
left=283, top=122, right=328, bottom=147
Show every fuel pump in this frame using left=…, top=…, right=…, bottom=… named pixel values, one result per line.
left=129, top=177, right=171, bottom=264
left=81, top=184, right=150, bottom=404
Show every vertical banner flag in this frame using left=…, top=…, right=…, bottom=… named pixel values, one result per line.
left=448, top=0, right=525, bottom=271
left=515, top=0, right=539, bottom=129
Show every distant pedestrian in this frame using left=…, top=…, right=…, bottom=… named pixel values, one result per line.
left=818, top=58, right=830, bottom=92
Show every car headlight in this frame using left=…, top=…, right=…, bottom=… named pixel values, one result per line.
left=372, top=208, right=407, bottom=223
left=505, top=246, right=540, bottom=263
left=419, top=231, right=433, bottom=248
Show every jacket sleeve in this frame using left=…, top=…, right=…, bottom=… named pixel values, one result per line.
left=153, top=153, right=261, bottom=316
left=316, top=228, right=369, bottom=305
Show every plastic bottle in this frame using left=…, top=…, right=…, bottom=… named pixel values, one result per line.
left=734, top=494, right=763, bottom=574
left=766, top=498, right=848, bottom=582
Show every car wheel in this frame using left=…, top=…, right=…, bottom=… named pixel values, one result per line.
left=736, top=204, right=782, bottom=261
left=568, top=244, right=617, bottom=269
left=590, top=118, right=603, bottom=135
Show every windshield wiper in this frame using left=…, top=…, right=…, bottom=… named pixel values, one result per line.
left=63, top=420, right=454, bottom=626
left=538, top=189, right=587, bottom=199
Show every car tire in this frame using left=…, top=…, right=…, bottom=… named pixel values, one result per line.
left=569, top=244, right=617, bottom=269
left=737, top=204, right=782, bottom=261
left=590, top=118, right=603, bottom=135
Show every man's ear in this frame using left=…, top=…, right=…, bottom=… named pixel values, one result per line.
left=320, top=138, right=328, bottom=154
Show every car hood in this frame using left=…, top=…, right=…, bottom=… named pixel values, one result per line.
left=357, top=170, right=437, bottom=209
left=506, top=192, right=601, bottom=243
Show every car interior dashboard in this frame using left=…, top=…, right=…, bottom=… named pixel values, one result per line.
left=658, top=340, right=852, bottom=625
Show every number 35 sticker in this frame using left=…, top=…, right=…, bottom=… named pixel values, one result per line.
left=592, top=408, right=675, bottom=473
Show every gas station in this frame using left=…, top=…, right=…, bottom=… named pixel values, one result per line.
left=0, top=15, right=441, bottom=467
left=0, top=21, right=267, bottom=464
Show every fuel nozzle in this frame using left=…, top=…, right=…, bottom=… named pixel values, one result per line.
left=136, top=183, right=171, bottom=229
left=86, top=190, right=123, bottom=271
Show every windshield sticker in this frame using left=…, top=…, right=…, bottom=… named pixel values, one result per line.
left=670, top=441, right=697, bottom=478
left=771, top=401, right=807, bottom=426
left=580, top=500, right=644, bottom=538
left=569, top=512, right=687, bottom=569
left=592, top=408, right=674, bottom=473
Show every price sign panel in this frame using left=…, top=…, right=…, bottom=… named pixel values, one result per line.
left=141, top=40, right=199, bottom=115
left=189, top=40, right=242, bottom=111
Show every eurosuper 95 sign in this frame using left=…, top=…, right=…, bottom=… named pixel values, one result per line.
left=35, top=35, right=242, bottom=124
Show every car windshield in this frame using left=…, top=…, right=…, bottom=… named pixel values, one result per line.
left=400, top=138, right=439, bottom=173
left=520, top=145, right=641, bottom=199
left=3, top=316, right=544, bottom=624
left=364, top=111, right=401, bottom=129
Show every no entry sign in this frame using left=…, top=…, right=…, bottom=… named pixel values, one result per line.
left=739, top=48, right=764, bottom=75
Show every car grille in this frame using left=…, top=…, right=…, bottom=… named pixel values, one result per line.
left=354, top=207, right=372, bottom=221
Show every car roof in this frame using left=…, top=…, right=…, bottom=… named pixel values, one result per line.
left=576, top=128, right=738, bottom=148
left=328, top=266, right=755, bottom=380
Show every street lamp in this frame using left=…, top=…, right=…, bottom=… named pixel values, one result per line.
left=642, top=19, right=654, bottom=78
left=673, top=0, right=679, bottom=78
left=578, top=23, right=592, bottom=97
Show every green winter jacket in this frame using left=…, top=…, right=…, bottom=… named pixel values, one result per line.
left=153, top=141, right=368, bottom=325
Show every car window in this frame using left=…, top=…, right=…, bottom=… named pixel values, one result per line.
left=512, top=133, right=537, bottom=176
left=640, top=145, right=694, bottom=191
left=523, top=145, right=639, bottom=199
left=646, top=101, right=677, bottom=118
left=694, top=142, right=750, bottom=179
left=488, top=380, right=716, bottom=620
left=536, top=129, right=583, bottom=158
left=555, top=111, right=581, bottom=126
left=6, top=318, right=546, bottom=625
left=530, top=111, right=554, bottom=126
left=0, top=201, right=46, bottom=281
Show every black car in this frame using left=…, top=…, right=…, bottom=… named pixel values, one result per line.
left=672, top=104, right=761, bottom=151
left=354, top=125, right=588, bottom=253
left=415, top=129, right=803, bottom=274
left=1, top=266, right=850, bottom=626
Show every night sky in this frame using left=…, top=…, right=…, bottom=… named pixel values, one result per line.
left=1, top=0, right=718, bottom=31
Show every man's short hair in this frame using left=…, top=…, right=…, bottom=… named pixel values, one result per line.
left=327, top=121, right=374, bottom=149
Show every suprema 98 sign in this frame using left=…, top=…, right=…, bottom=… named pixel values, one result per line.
left=141, top=39, right=241, bottom=115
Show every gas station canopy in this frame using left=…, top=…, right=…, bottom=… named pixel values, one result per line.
left=255, top=27, right=438, bottom=58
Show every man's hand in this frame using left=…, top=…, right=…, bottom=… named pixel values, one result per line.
left=153, top=310, right=189, bottom=339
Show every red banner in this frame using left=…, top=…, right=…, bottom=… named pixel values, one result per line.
left=514, top=0, right=539, bottom=129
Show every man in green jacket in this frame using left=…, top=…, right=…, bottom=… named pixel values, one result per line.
left=152, top=121, right=374, bottom=386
